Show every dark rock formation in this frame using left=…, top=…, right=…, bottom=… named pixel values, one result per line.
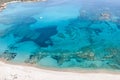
left=0, top=50, right=17, bottom=61
left=25, top=52, right=47, bottom=64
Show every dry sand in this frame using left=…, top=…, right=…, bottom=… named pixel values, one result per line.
left=0, top=0, right=47, bottom=11
left=0, top=61, right=120, bottom=80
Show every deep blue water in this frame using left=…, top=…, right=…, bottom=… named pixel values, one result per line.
left=0, top=0, right=120, bottom=70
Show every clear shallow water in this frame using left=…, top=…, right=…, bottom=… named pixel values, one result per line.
left=0, top=0, right=120, bottom=69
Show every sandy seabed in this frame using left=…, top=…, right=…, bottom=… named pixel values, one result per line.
left=0, top=61, right=120, bottom=80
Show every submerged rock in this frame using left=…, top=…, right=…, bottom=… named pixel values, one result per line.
left=25, top=52, right=47, bottom=64
left=51, top=53, right=72, bottom=65
left=0, top=50, right=17, bottom=61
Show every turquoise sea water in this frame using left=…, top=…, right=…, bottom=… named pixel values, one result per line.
left=0, top=0, right=120, bottom=70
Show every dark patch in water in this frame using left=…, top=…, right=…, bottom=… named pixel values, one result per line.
left=34, top=26, right=58, bottom=47
left=19, top=26, right=58, bottom=47
left=117, top=24, right=120, bottom=29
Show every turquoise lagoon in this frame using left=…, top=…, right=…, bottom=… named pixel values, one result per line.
left=0, top=0, right=120, bottom=70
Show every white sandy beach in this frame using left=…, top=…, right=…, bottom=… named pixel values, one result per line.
left=0, top=0, right=47, bottom=12
left=0, top=61, right=120, bottom=80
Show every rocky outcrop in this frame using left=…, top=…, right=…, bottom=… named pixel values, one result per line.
left=0, top=50, right=17, bottom=61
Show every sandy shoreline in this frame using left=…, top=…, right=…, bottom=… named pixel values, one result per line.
left=0, top=61, right=120, bottom=80
left=0, top=58, right=120, bottom=74
left=0, top=0, right=47, bottom=12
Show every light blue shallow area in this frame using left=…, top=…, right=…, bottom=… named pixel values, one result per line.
left=0, top=0, right=120, bottom=69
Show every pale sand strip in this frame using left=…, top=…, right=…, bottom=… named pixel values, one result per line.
left=0, top=61, right=120, bottom=80
left=0, top=0, right=47, bottom=12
